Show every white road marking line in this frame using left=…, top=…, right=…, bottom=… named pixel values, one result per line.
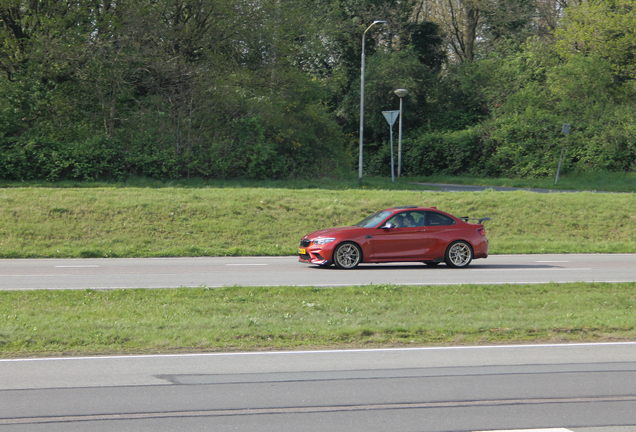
left=2, top=341, right=635, bottom=362
left=473, top=429, right=573, bottom=432
left=3, top=280, right=636, bottom=290
left=54, top=265, right=99, bottom=268
left=471, top=268, right=591, bottom=272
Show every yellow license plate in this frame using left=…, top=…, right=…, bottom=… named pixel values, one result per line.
left=298, top=248, right=306, bottom=254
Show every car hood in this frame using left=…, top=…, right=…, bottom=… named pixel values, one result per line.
left=304, top=226, right=367, bottom=239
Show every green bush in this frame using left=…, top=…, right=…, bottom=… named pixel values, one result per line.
left=0, top=136, right=126, bottom=181
left=366, top=129, right=484, bottom=177
left=0, top=112, right=349, bottom=182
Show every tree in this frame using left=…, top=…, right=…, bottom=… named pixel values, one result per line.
left=413, top=0, right=482, bottom=62
left=556, top=0, right=636, bottom=82
left=0, top=0, right=353, bottom=180
left=475, top=39, right=636, bottom=177
left=411, top=0, right=588, bottom=62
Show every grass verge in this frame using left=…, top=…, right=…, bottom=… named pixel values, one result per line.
left=2, top=171, right=635, bottom=192
left=1, top=282, right=635, bottom=358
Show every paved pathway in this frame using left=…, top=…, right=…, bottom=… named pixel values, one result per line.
left=414, top=182, right=612, bottom=193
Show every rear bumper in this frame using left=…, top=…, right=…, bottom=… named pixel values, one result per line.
left=473, top=237, right=489, bottom=259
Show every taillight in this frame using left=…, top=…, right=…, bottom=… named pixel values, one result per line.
left=477, top=228, right=486, bottom=236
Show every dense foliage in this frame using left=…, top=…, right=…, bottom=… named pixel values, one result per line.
left=1, top=0, right=635, bottom=181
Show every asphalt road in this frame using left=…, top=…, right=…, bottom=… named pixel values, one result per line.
left=2, top=343, right=636, bottom=431
left=1, top=254, right=635, bottom=290
left=2, top=255, right=635, bottom=431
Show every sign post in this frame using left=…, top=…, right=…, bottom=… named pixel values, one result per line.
left=555, top=123, right=571, bottom=185
left=382, top=110, right=400, bottom=183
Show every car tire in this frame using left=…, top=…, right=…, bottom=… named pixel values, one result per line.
left=333, top=242, right=362, bottom=269
left=445, top=241, right=473, bottom=268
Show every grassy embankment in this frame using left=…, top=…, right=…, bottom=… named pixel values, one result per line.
left=1, top=183, right=635, bottom=258
left=1, top=175, right=635, bottom=357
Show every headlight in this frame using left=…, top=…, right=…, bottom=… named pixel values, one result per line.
left=312, top=237, right=336, bottom=245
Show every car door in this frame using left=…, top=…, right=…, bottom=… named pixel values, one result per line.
left=369, top=211, right=430, bottom=261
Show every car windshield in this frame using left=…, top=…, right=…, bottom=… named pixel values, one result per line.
left=353, top=211, right=392, bottom=228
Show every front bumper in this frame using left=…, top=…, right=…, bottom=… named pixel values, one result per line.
left=298, top=244, right=335, bottom=266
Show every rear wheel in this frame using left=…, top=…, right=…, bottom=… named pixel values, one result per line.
left=333, top=242, right=362, bottom=269
left=445, top=241, right=473, bottom=268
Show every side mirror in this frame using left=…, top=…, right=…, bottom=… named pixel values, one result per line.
left=381, top=223, right=395, bottom=229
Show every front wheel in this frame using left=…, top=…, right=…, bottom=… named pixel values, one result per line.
left=333, top=242, right=362, bottom=269
left=445, top=241, right=473, bottom=268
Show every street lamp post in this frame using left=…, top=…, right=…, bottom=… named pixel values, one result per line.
left=359, top=20, right=386, bottom=185
left=394, top=88, right=408, bottom=178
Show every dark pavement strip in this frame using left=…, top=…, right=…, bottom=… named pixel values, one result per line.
left=413, top=182, right=619, bottom=193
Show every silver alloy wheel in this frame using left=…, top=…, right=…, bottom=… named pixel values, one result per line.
left=445, top=241, right=473, bottom=268
left=333, top=242, right=362, bottom=269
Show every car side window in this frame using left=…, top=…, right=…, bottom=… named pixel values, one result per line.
left=409, top=211, right=426, bottom=227
left=387, top=211, right=426, bottom=228
left=425, top=211, right=455, bottom=226
left=386, top=213, right=407, bottom=227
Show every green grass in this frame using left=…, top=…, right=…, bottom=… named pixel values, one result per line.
left=1, top=185, right=635, bottom=258
left=2, top=283, right=635, bottom=357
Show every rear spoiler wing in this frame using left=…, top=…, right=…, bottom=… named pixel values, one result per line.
left=459, top=217, right=491, bottom=224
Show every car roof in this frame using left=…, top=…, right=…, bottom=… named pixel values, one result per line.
left=384, top=206, right=440, bottom=211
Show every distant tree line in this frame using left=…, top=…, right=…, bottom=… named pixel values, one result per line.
left=1, top=0, right=635, bottom=181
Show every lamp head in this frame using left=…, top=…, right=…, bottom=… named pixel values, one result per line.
left=394, top=89, right=408, bottom=98
left=365, top=20, right=386, bottom=33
